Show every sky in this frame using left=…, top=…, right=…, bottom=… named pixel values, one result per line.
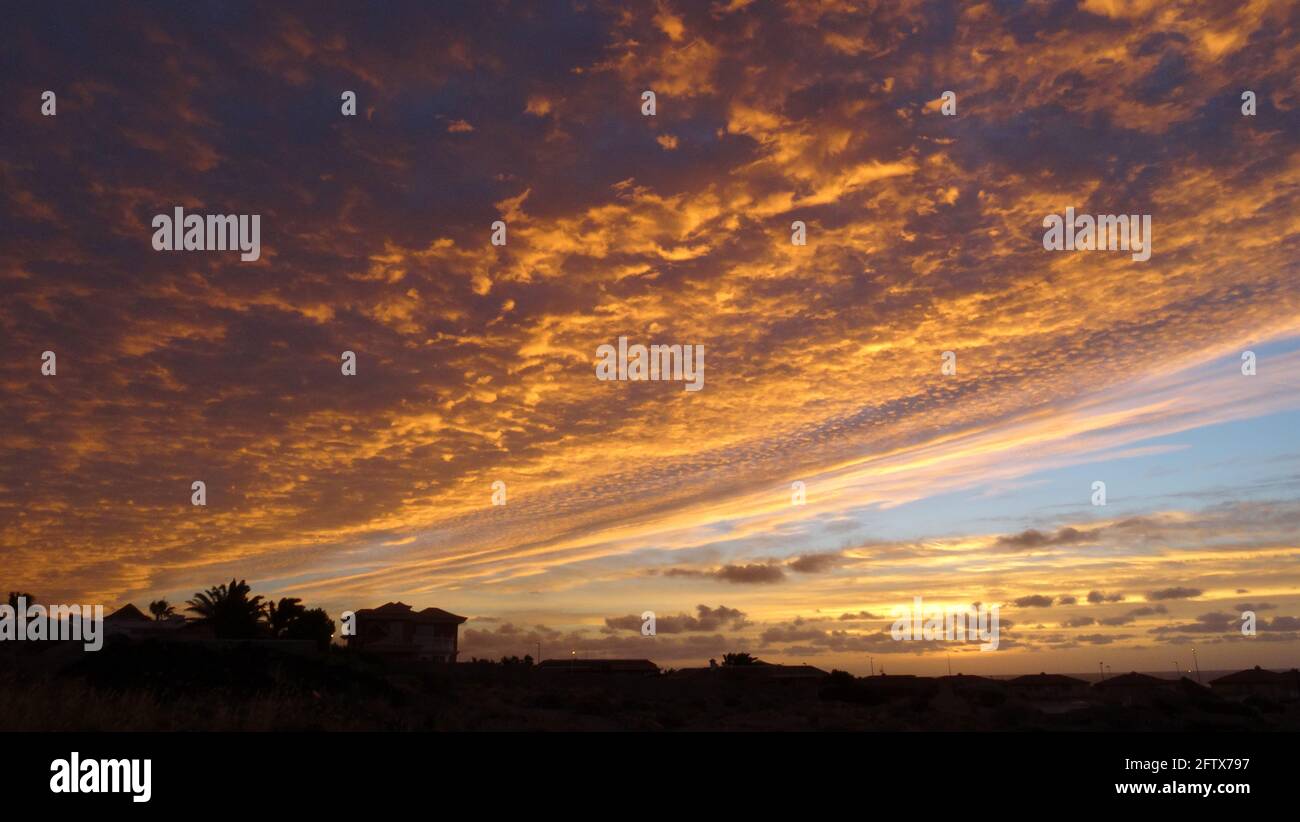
left=1, top=0, right=1298, bottom=675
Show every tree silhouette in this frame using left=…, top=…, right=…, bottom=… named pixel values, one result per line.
left=185, top=579, right=266, bottom=639
left=7, top=592, right=35, bottom=609
left=282, top=607, right=334, bottom=650
left=264, top=597, right=334, bottom=649
left=148, top=599, right=176, bottom=621
left=722, top=652, right=757, bottom=666
left=266, top=597, right=307, bottom=638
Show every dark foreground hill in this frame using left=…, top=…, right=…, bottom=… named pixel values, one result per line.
left=1, top=641, right=1297, bottom=731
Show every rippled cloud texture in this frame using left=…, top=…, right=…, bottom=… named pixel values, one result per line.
left=2, top=1, right=1298, bottom=673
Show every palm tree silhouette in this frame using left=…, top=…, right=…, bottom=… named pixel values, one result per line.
left=185, top=579, right=267, bottom=639
left=148, top=599, right=176, bottom=621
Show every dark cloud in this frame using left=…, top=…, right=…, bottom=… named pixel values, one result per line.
left=604, top=604, right=749, bottom=634
left=1087, top=590, right=1125, bottom=604
left=1147, top=587, right=1202, bottom=601
left=1144, top=611, right=1300, bottom=636
left=663, top=568, right=707, bottom=578
left=1129, top=606, right=1168, bottom=617
left=1150, top=611, right=1239, bottom=635
left=1012, top=595, right=1054, bottom=608
left=996, top=526, right=1101, bottom=551
left=787, top=552, right=840, bottom=573
left=1099, top=604, right=1167, bottom=626
left=713, top=564, right=786, bottom=585
left=760, top=624, right=828, bottom=644
left=660, top=563, right=788, bottom=584
left=1075, top=634, right=1125, bottom=645
left=838, top=610, right=884, bottom=621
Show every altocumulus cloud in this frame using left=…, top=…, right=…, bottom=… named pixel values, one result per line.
left=787, top=552, right=842, bottom=573
left=664, top=563, right=787, bottom=584
left=1147, top=587, right=1203, bottom=601
left=996, top=527, right=1102, bottom=551
left=1012, top=595, right=1056, bottom=608
left=604, top=604, right=749, bottom=634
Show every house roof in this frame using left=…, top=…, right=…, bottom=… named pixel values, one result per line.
left=1176, top=677, right=1211, bottom=694
left=722, top=663, right=829, bottom=678
left=105, top=603, right=151, bottom=623
left=417, top=607, right=469, bottom=623
left=354, top=602, right=467, bottom=624
left=1210, top=666, right=1290, bottom=686
left=1094, top=671, right=1173, bottom=689
left=536, top=658, right=659, bottom=673
left=1007, top=672, right=1089, bottom=687
left=670, top=660, right=829, bottom=678
left=938, top=674, right=1001, bottom=685
left=861, top=674, right=934, bottom=690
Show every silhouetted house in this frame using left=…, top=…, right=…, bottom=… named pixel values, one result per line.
left=103, top=603, right=149, bottom=633
left=536, top=658, right=659, bottom=675
left=721, top=661, right=828, bottom=681
left=104, top=604, right=188, bottom=641
left=1173, top=676, right=1215, bottom=701
left=938, top=674, right=1005, bottom=695
left=938, top=673, right=1001, bottom=688
left=1007, top=672, right=1090, bottom=701
left=347, top=602, right=467, bottom=663
left=860, top=673, right=937, bottom=698
left=1209, top=667, right=1300, bottom=701
left=671, top=660, right=829, bottom=683
left=933, top=674, right=1007, bottom=709
left=1093, top=671, right=1177, bottom=706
